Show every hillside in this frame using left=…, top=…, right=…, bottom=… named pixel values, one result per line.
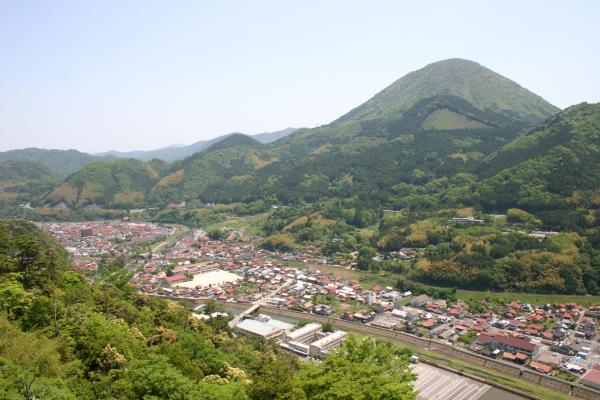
left=149, top=134, right=274, bottom=205
left=0, top=160, right=61, bottom=205
left=98, top=128, right=296, bottom=162
left=41, top=158, right=164, bottom=209
left=475, top=102, right=600, bottom=211
left=0, top=148, right=99, bottom=177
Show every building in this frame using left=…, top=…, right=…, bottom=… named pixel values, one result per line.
left=475, top=333, right=537, bottom=355
left=450, top=217, right=484, bottom=225
left=309, top=330, right=347, bottom=358
left=80, top=228, right=94, bottom=237
left=412, top=294, right=430, bottom=308
left=582, top=369, right=600, bottom=390
left=529, top=361, right=553, bottom=374
left=165, top=274, right=188, bottom=284
left=314, top=304, right=335, bottom=316
left=284, top=323, right=322, bottom=344
left=236, top=319, right=283, bottom=340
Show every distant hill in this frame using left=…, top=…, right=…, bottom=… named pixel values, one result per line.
left=97, top=128, right=296, bottom=162
left=0, top=160, right=61, bottom=205
left=149, top=134, right=272, bottom=205
left=0, top=148, right=98, bottom=177
left=41, top=158, right=164, bottom=209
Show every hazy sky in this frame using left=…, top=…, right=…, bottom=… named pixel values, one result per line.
left=1, top=1, right=599, bottom=153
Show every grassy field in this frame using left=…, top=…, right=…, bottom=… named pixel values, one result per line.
left=204, top=212, right=270, bottom=237
left=457, top=289, right=600, bottom=306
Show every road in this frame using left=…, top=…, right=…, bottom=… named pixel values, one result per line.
left=151, top=225, right=188, bottom=254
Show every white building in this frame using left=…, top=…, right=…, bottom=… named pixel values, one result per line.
left=284, top=323, right=322, bottom=344
left=309, top=330, right=347, bottom=358
left=237, top=319, right=282, bottom=339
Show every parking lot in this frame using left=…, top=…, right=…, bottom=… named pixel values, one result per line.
left=413, top=363, right=491, bottom=400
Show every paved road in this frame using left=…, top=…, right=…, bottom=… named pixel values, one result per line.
left=413, top=363, right=492, bottom=400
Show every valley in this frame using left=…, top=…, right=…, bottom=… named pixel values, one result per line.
left=2, top=56, right=600, bottom=399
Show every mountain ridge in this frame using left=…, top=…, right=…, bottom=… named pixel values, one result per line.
left=96, top=128, right=296, bottom=162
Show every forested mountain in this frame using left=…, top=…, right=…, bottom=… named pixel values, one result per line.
left=5, top=58, right=568, bottom=210
left=41, top=159, right=167, bottom=209
left=474, top=102, right=600, bottom=212
left=98, top=128, right=296, bottom=162
left=0, top=220, right=416, bottom=399
left=149, top=134, right=275, bottom=205
left=0, top=148, right=99, bottom=177
left=0, top=160, right=61, bottom=206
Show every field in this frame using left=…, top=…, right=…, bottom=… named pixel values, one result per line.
left=456, top=290, right=600, bottom=306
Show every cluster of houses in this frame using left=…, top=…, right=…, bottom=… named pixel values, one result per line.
left=38, top=221, right=172, bottom=258
left=356, top=294, right=600, bottom=382
left=44, top=221, right=600, bottom=386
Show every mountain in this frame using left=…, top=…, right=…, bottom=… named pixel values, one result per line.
left=474, top=102, right=600, bottom=211
left=0, top=148, right=99, bottom=177
left=98, top=128, right=296, bottom=162
left=110, top=58, right=563, bottom=206
left=149, top=134, right=272, bottom=204
left=272, top=59, right=558, bottom=157
left=0, top=160, right=61, bottom=205
left=337, top=58, right=559, bottom=124
left=252, top=127, right=297, bottom=143
left=20, top=58, right=566, bottom=209
left=41, top=158, right=165, bottom=209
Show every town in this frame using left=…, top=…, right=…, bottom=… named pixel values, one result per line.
left=41, top=221, right=600, bottom=393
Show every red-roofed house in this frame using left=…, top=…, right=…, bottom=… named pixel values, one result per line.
left=530, top=361, right=552, bottom=374
left=165, top=274, right=188, bottom=284
left=582, top=369, right=600, bottom=390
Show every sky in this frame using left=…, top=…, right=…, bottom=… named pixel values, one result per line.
left=1, top=1, right=599, bottom=153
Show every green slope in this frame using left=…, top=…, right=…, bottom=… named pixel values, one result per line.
left=475, top=102, right=600, bottom=210
left=0, top=160, right=61, bottom=205
left=149, top=134, right=276, bottom=205
left=0, top=148, right=99, bottom=177
left=41, top=158, right=163, bottom=209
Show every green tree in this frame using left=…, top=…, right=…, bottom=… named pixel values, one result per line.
left=298, top=335, right=416, bottom=399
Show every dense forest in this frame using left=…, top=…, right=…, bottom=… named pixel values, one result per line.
left=0, top=220, right=416, bottom=399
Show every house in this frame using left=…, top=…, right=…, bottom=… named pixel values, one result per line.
left=581, top=369, right=600, bottom=390
left=165, top=274, right=188, bottom=284
left=475, top=333, right=537, bottom=355
left=529, top=361, right=553, bottom=374
left=494, top=335, right=537, bottom=355
left=412, top=294, right=430, bottom=308
left=421, top=318, right=437, bottom=329
left=313, top=304, right=335, bottom=316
